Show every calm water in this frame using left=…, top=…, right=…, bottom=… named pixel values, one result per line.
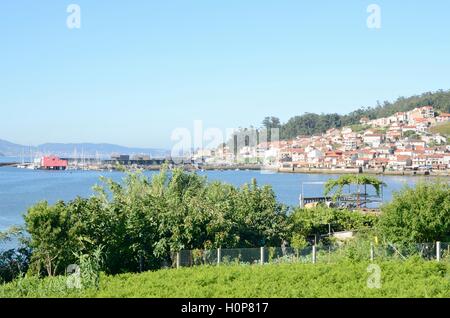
left=0, top=163, right=427, bottom=231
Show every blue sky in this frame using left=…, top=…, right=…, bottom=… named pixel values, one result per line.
left=1, top=1, right=450, bottom=148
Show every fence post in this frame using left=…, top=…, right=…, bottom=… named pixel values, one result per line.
left=260, top=247, right=265, bottom=265
left=370, top=243, right=374, bottom=262
left=176, top=251, right=180, bottom=269
left=299, top=194, right=304, bottom=208
left=139, top=254, right=143, bottom=272
left=436, top=241, right=441, bottom=262
left=312, top=245, right=317, bottom=264
left=217, top=247, right=221, bottom=266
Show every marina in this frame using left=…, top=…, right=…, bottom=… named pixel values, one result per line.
left=8, top=153, right=449, bottom=176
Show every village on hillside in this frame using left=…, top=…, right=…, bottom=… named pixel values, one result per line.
left=9, top=105, right=449, bottom=174
left=194, top=106, right=450, bottom=173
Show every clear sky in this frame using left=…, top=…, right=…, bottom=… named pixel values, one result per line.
left=1, top=1, right=450, bottom=149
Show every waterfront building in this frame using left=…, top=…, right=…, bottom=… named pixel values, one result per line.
left=111, top=154, right=130, bottom=161
left=41, top=156, right=68, bottom=170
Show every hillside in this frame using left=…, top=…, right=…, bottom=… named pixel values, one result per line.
left=0, top=139, right=30, bottom=157
left=37, top=143, right=168, bottom=158
left=0, top=139, right=168, bottom=158
left=1, top=260, right=449, bottom=298
left=262, top=89, right=450, bottom=140
left=430, top=121, right=450, bottom=137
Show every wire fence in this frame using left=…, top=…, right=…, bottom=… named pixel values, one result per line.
left=1, top=237, right=449, bottom=269
left=176, top=242, right=450, bottom=268
left=178, top=247, right=315, bottom=267
left=440, top=242, right=450, bottom=261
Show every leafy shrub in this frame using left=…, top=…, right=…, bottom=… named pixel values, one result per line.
left=379, top=181, right=450, bottom=245
left=76, top=247, right=103, bottom=290
left=22, top=167, right=288, bottom=276
left=0, top=228, right=31, bottom=283
left=0, top=247, right=31, bottom=283
left=288, top=206, right=378, bottom=245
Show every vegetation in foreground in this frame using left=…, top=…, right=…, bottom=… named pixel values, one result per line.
left=0, top=169, right=384, bottom=280
left=0, top=168, right=449, bottom=300
left=1, top=259, right=449, bottom=298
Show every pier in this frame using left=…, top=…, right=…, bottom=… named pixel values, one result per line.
left=0, top=162, right=17, bottom=167
left=299, top=195, right=333, bottom=207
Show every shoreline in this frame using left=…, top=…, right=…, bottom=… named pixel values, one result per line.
left=276, top=167, right=450, bottom=177
left=134, top=165, right=450, bottom=177
left=3, top=163, right=450, bottom=177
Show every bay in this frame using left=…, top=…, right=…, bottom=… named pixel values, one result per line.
left=0, top=163, right=429, bottom=232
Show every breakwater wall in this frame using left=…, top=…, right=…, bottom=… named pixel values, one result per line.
left=0, top=162, right=17, bottom=167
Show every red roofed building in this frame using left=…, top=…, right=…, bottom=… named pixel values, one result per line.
left=386, top=130, right=402, bottom=141
left=408, top=106, right=435, bottom=123
left=389, top=155, right=412, bottom=170
left=370, top=157, right=389, bottom=168
left=426, top=154, right=445, bottom=169
left=324, top=151, right=344, bottom=168
left=41, top=156, right=68, bottom=170
left=436, top=113, right=450, bottom=123
left=291, top=148, right=306, bottom=163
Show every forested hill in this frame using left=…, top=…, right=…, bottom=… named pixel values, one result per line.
left=261, top=89, right=450, bottom=140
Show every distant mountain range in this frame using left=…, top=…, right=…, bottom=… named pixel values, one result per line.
left=0, top=139, right=169, bottom=158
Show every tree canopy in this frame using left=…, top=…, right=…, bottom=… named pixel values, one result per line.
left=324, top=175, right=386, bottom=198
left=379, top=181, right=450, bottom=245
left=231, top=89, right=450, bottom=143
left=23, top=167, right=289, bottom=276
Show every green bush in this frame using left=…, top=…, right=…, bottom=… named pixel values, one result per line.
left=379, top=181, right=450, bottom=245
left=288, top=206, right=378, bottom=245
left=0, top=247, right=31, bottom=283
left=22, top=167, right=288, bottom=276
left=0, top=228, right=31, bottom=283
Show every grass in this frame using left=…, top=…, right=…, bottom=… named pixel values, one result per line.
left=430, top=121, right=450, bottom=136
left=1, top=259, right=449, bottom=298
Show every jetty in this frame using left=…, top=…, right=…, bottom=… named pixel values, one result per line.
left=0, top=162, right=17, bottom=167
